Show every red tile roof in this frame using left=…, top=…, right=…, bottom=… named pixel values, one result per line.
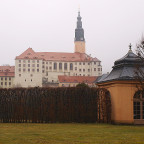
left=15, top=48, right=100, bottom=62
left=0, top=66, right=15, bottom=77
left=58, top=76, right=97, bottom=84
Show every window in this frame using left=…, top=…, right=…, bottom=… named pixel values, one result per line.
left=5, top=77, right=7, bottom=80
left=23, top=60, right=26, bottom=63
left=134, top=102, right=140, bottom=119
left=83, top=62, right=85, bottom=65
left=88, top=63, right=90, bottom=65
left=37, top=69, right=39, bottom=72
left=19, top=74, right=21, bottom=77
left=98, top=68, right=100, bottom=71
left=37, top=60, right=39, bottom=63
left=28, top=60, right=30, bottom=63
left=64, top=63, right=67, bottom=70
left=9, top=77, right=11, bottom=80
left=83, top=69, right=85, bottom=72
left=23, top=64, right=26, bottom=67
left=37, top=64, right=39, bottom=67
left=1, top=82, right=3, bottom=85
left=94, top=62, right=96, bottom=65
left=133, top=91, right=144, bottom=120
left=32, top=69, right=35, bottom=72
left=32, top=64, right=35, bottom=67
left=79, top=69, right=81, bottom=72
left=42, top=62, right=45, bottom=64
left=79, top=62, right=81, bottom=65
left=1, top=78, right=3, bottom=80
left=46, top=62, right=48, bottom=64
left=46, top=72, right=48, bottom=76
left=94, top=68, right=96, bottom=71
left=28, top=69, right=30, bottom=72
left=98, top=62, right=101, bottom=66
left=54, top=63, right=57, bottom=70
left=49, top=62, right=52, bottom=64
left=88, top=69, right=90, bottom=72
left=19, top=68, right=21, bottom=72
left=32, top=60, right=35, bottom=63
left=75, top=62, right=77, bottom=65
left=9, top=82, right=11, bottom=85
left=5, top=82, right=7, bottom=86
left=46, top=66, right=48, bottom=70
left=19, top=60, right=21, bottom=63
left=75, top=67, right=77, bottom=71
left=42, top=70, right=45, bottom=73
left=19, top=64, right=21, bottom=67
left=30, top=74, right=33, bottom=77
left=23, top=69, right=26, bottom=72
left=59, top=63, right=62, bottom=70
left=28, top=64, right=30, bottom=67
left=49, top=66, right=52, bottom=70
left=70, top=63, right=73, bottom=70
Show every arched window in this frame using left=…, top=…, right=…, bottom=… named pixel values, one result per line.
left=64, top=63, right=67, bottom=70
left=59, top=63, right=62, bottom=70
left=133, top=91, right=144, bottom=120
left=70, top=63, right=73, bottom=70
left=54, top=63, right=57, bottom=70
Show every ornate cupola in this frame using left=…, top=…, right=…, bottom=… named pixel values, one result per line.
left=97, top=44, right=144, bottom=83
left=74, top=11, right=86, bottom=53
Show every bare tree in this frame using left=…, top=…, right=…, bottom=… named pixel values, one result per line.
left=136, top=36, right=144, bottom=58
left=135, top=36, right=144, bottom=90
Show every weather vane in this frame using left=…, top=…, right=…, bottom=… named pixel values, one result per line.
left=78, top=5, right=80, bottom=12
left=129, top=43, right=132, bottom=50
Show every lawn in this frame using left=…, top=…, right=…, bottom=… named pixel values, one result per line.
left=0, top=123, right=144, bottom=144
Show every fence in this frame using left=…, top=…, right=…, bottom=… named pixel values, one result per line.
left=0, top=87, right=111, bottom=123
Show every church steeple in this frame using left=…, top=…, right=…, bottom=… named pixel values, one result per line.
left=75, top=11, right=85, bottom=41
left=74, top=11, right=86, bottom=53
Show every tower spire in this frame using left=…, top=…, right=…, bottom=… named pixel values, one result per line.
left=74, top=11, right=86, bottom=53
left=75, top=11, right=85, bottom=41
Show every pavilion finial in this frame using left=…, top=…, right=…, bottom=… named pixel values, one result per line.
left=129, top=43, right=132, bottom=52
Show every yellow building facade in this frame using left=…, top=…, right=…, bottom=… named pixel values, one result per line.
left=0, top=66, right=15, bottom=88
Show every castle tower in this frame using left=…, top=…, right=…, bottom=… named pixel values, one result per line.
left=74, top=11, right=85, bottom=53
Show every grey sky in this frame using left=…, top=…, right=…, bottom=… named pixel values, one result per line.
left=0, top=0, right=144, bottom=73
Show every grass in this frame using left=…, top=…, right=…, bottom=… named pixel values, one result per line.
left=0, top=123, right=144, bottom=144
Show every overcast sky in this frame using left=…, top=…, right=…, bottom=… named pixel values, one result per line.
left=0, top=0, right=144, bottom=73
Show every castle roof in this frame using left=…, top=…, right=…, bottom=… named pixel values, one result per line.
left=15, top=48, right=100, bottom=62
left=58, top=76, right=97, bottom=84
left=0, top=66, right=15, bottom=77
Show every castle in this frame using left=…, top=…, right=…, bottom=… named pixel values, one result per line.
left=0, top=11, right=102, bottom=88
